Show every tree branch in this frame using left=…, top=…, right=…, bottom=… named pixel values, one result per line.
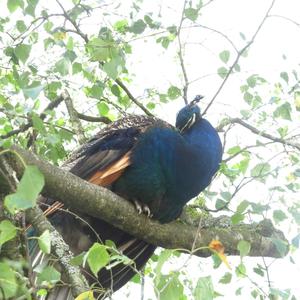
left=218, top=117, right=300, bottom=151
left=203, top=0, right=276, bottom=115
left=177, top=0, right=189, bottom=104
left=63, top=90, right=87, bottom=144
left=0, top=95, right=65, bottom=140
left=26, top=205, right=90, bottom=297
left=10, top=145, right=288, bottom=259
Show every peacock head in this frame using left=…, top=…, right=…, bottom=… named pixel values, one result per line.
left=176, top=95, right=204, bottom=132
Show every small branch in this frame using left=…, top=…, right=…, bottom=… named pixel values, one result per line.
left=223, top=142, right=274, bottom=163
left=56, top=0, right=88, bottom=43
left=177, top=0, right=189, bottom=104
left=218, top=118, right=300, bottom=151
left=10, top=146, right=289, bottom=259
left=76, top=112, right=111, bottom=124
left=269, top=14, right=300, bottom=27
left=0, top=95, right=65, bottom=140
left=63, top=90, right=87, bottom=144
left=202, top=0, right=276, bottom=115
left=114, top=78, right=154, bottom=116
left=191, top=24, right=239, bottom=53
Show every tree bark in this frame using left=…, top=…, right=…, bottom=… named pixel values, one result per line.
left=2, top=145, right=289, bottom=259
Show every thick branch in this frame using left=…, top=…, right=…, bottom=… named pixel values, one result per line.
left=10, top=146, right=288, bottom=259
left=26, top=206, right=89, bottom=297
left=0, top=154, right=89, bottom=297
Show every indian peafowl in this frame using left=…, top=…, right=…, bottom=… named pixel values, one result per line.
left=32, top=95, right=222, bottom=299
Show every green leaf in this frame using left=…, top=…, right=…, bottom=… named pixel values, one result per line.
left=184, top=8, right=199, bottom=21
left=156, top=273, right=184, bottom=300
left=231, top=213, right=244, bottom=225
left=0, top=262, right=17, bottom=298
left=54, top=58, right=70, bottom=76
left=236, top=200, right=249, bottom=214
left=87, top=38, right=116, bottom=61
left=194, top=276, right=214, bottom=300
left=280, top=71, right=289, bottom=83
left=273, top=102, right=292, bottom=120
left=0, top=220, right=17, bottom=246
left=111, top=84, right=120, bottom=97
left=227, top=146, right=241, bottom=155
left=14, top=44, right=31, bottom=64
left=235, top=263, right=246, bottom=278
left=88, top=85, right=103, bottom=99
left=103, top=56, right=123, bottom=80
left=253, top=266, right=264, bottom=277
left=219, top=272, right=232, bottom=284
left=87, top=243, right=110, bottom=277
left=38, top=230, right=51, bottom=254
left=273, top=210, right=287, bottom=224
left=44, top=21, right=53, bottom=33
left=220, top=191, right=231, bottom=201
left=7, top=0, right=24, bottom=13
left=23, top=81, right=43, bottom=99
left=37, top=266, right=61, bottom=285
left=247, top=75, right=257, bottom=87
left=25, top=0, right=38, bottom=17
left=16, top=20, right=27, bottom=33
left=250, top=162, right=271, bottom=179
left=72, top=62, right=82, bottom=74
left=113, top=19, right=129, bottom=33
left=215, top=199, right=227, bottom=210
left=217, top=67, right=228, bottom=79
left=97, top=102, right=109, bottom=116
left=219, top=50, right=230, bottom=63
left=5, top=165, right=45, bottom=214
left=70, top=252, right=86, bottom=266
left=237, top=240, right=251, bottom=257
left=271, top=238, right=288, bottom=257
left=167, top=86, right=181, bottom=100
left=130, top=19, right=147, bottom=34
left=32, top=114, right=46, bottom=132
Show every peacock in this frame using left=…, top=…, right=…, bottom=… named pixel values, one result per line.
left=32, top=95, right=223, bottom=299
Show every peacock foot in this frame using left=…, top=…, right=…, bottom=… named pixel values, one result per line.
left=133, top=200, right=153, bottom=218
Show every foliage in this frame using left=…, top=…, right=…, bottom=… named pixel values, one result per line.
left=0, top=0, right=299, bottom=299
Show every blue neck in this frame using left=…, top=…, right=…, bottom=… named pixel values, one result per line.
left=174, top=118, right=222, bottom=201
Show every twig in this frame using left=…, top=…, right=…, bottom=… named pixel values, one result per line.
left=114, top=78, right=154, bottom=116
left=223, top=142, right=274, bottom=163
left=0, top=95, right=65, bottom=139
left=177, top=0, right=189, bottom=104
left=268, top=14, right=300, bottom=27
left=76, top=112, right=111, bottom=124
left=202, top=0, right=276, bottom=115
left=55, top=0, right=88, bottom=43
left=218, top=117, right=300, bottom=151
left=63, top=90, right=87, bottom=144
left=191, top=24, right=239, bottom=53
